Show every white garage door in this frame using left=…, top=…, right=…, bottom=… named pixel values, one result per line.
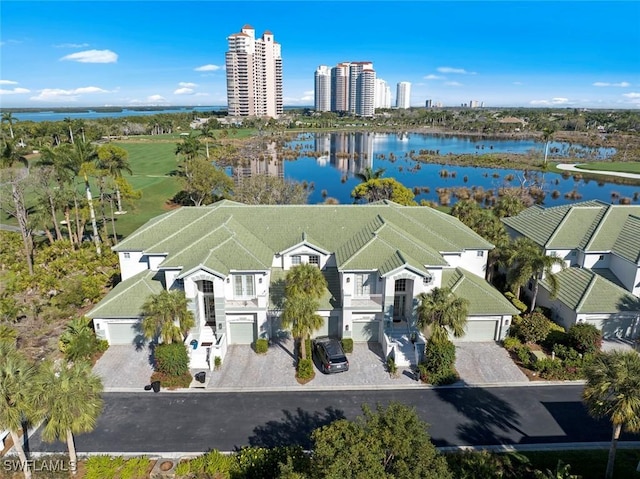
left=107, top=322, right=138, bottom=345
left=352, top=320, right=380, bottom=342
left=463, top=320, right=498, bottom=341
left=587, top=316, right=639, bottom=339
left=313, top=316, right=339, bottom=338
left=229, top=320, right=256, bottom=344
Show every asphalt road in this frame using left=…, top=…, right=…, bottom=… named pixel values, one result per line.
left=28, top=385, right=639, bottom=454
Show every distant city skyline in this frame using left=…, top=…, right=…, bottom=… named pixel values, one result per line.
left=1, top=1, right=639, bottom=109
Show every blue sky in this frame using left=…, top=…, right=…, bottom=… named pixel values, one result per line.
left=1, top=1, right=639, bottom=109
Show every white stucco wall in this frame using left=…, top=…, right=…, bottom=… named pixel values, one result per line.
left=581, top=252, right=610, bottom=269
left=609, top=253, right=640, bottom=295
left=536, top=286, right=576, bottom=331
left=545, top=249, right=574, bottom=271
left=442, top=250, right=488, bottom=278
left=119, top=251, right=147, bottom=280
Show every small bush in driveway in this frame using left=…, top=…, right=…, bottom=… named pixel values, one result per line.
left=341, top=338, right=353, bottom=353
left=254, top=338, right=269, bottom=354
left=419, top=339, right=458, bottom=385
left=297, top=358, right=314, bottom=380
left=154, top=343, right=189, bottom=376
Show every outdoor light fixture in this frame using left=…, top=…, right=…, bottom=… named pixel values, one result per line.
left=346, top=277, right=350, bottom=283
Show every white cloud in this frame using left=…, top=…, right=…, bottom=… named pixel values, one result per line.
left=30, top=86, right=108, bottom=101
left=530, top=97, right=571, bottom=106
left=60, top=49, right=118, bottom=63
left=194, top=92, right=210, bottom=97
left=424, top=74, right=445, bottom=80
left=437, top=66, right=476, bottom=75
left=622, top=92, right=640, bottom=98
left=195, top=64, right=222, bottom=72
left=593, top=81, right=630, bottom=87
left=444, top=81, right=463, bottom=87
left=147, top=94, right=166, bottom=103
left=300, top=90, right=314, bottom=101
left=0, top=87, right=30, bottom=95
left=178, top=82, right=197, bottom=88
left=0, top=80, right=18, bottom=85
left=174, top=88, right=194, bottom=95
left=54, top=43, right=90, bottom=48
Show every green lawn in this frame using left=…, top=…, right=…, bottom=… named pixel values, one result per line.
left=574, top=161, right=640, bottom=174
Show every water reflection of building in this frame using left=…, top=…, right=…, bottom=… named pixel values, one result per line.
left=314, top=132, right=374, bottom=176
left=233, top=141, right=284, bottom=181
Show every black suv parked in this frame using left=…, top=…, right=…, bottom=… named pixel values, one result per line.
left=313, top=336, right=349, bottom=374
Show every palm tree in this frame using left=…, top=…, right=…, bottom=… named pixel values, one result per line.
left=542, top=127, right=555, bottom=167
left=583, top=351, right=640, bottom=479
left=175, top=133, right=203, bottom=162
left=60, top=140, right=101, bottom=254
left=199, top=122, right=217, bottom=159
left=0, top=343, right=42, bottom=479
left=281, top=264, right=328, bottom=360
left=63, top=117, right=74, bottom=144
left=355, top=166, right=386, bottom=183
left=502, top=237, right=565, bottom=310
left=39, top=360, right=104, bottom=475
left=141, top=290, right=195, bottom=344
left=1, top=112, right=15, bottom=139
left=416, top=287, right=470, bottom=343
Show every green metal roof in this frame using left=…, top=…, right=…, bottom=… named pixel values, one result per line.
left=116, top=200, right=491, bottom=276
left=86, top=270, right=164, bottom=319
left=611, top=215, right=640, bottom=263
left=503, top=201, right=640, bottom=257
left=442, top=268, right=520, bottom=316
left=541, top=267, right=640, bottom=314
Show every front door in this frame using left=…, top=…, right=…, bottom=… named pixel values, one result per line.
left=393, top=295, right=406, bottom=321
left=203, top=296, right=216, bottom=330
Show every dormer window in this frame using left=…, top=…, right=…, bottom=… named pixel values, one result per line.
left=423, top=274, right=433, bottom=285
left=292, top=255, right=301, bottom=265
left=309, top=255, right=320, bottom=267
left=123, top=252, right=130, bottom=259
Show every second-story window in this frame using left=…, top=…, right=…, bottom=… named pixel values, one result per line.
left=292, top=255, right=301, bottom=265
left=234, top=275, right=255, bottom=298
left=355, top=273, right=376, bottom=296
left=123, top=252, right=130, bottom=259
left=309, top=255, right=320, bottom=267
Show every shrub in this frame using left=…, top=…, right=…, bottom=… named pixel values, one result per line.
left=214, top=356, right=222, bottom=370
left=176, top=449, right=233, bottom=477
left=150, top=370, right=192, bottom=389
left=233, top=446, right=309, bottom=479
left=386, top=356, right=398, bottom=377
left=512, top=312, right=552, bottom=344
left=254, top=338, right=269, bottom=354
left=423, top=339, right=456, bottom=373
left=341, top=337, right=353, bottom=353
left=567, top=323, right=602, bottom=355
left=504, top=291, right=528, bottom=313
left=542, top=329, right=569, bottom=350
left=552, top=343, right=580, bottom=361
left=514, top=344, right=532, bottom=366
left=85, top=455, right=127, bottom=479
left=424, top=368, right=459, bottom=386
left=502, top=336, right=522, bottom=351
left=296, top=358, right=314, bottom=379
left=59, top=316, right=105, bottom=362
left=154, top=343, right=189, bottom=376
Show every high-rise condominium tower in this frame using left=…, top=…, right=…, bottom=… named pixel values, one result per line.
left=396, top=82, right=411, bottom=109
left=314, top=65, right=331, bottom=112
left=327, top=62, right=375, bottom=116
left=375, top=79, right=391, bottom=109
left=225, top=25, right=283, bottom=118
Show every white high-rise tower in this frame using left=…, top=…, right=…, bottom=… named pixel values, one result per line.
left=314, top=65, right=331, bottom=112
left=375, top=79, right=391, bottom=109
left=225, top=25, right=283, bottom=118
left=396, top=81, right=411, bottom=109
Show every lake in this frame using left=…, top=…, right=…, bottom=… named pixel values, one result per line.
left=273, top=132, right=637, bottom=206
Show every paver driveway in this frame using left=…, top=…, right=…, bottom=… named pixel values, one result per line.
left=93, top=344, right=155, bottom=389
left=454, top=341, right=528, bottom=385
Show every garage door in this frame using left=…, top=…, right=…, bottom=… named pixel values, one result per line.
left=588, top=317, right=639, bottom=339
left=107, top=322, right=138, bottom=345
left=313, top=316, right=339, bottom=338
left=352, top=320, right=380, bottom=342
left=464, top=320, right=498, bottom=341
left=229, top=320, right=256, bottom=344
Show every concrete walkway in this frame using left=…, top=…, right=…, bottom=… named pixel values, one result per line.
left=556, top=163, right=640, bottom=180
